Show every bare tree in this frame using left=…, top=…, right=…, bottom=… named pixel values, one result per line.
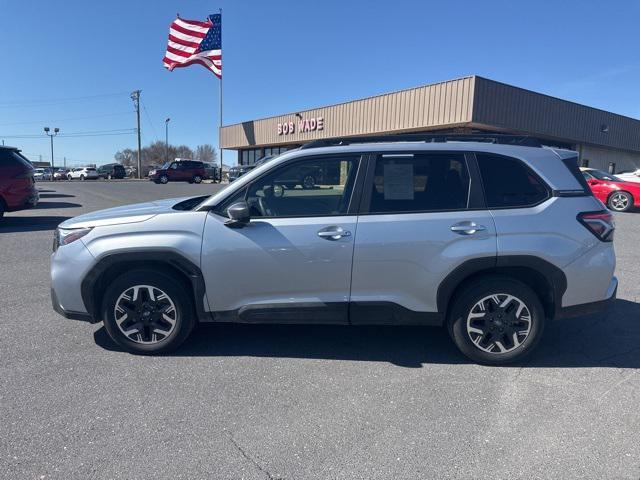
left=114, top=148, right=136, bottom=166
left=195, top=144, right=218, bottom=164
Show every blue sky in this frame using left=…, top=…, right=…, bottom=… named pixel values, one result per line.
left=1, top=0, right=639, bottom=167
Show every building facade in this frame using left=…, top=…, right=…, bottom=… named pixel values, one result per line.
left=221, top=76, right=640, bottom=172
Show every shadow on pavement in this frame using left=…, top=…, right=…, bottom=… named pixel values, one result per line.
left=34, top=201, right=82, bottom=209
left=38, top=193, right=76, bottom=199
left=0, top=215, right=71, bottom=232
left=93, top=299, right=640, bottom=369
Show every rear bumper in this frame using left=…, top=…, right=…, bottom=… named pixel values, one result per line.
left=556, top=276, right=617, bottom=319
left=6, top=188, right=39, bottom=211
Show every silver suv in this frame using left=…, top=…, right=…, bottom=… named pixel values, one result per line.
left=51, top=135, right=617, bottom=364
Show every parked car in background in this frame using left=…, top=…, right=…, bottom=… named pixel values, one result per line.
left=615, top=168, right=640, bottom=183
left=51, top=135, right=617, bottom=365
left=203, top=163, right=219, bottom=181
left=33, top=168, right=46, bottom=181
left=228, top=155, right=274, bottom=182
left=97, top=163, right=126, bottom=180
left=0, top=146, right=39, bottom=217
left=67, top=167, right=99, bottom=181
left=581, top=167, right=640, bottom=212
left=148, top=160, right=207, bottom=184
left=53, top=169, right=69, bottom=180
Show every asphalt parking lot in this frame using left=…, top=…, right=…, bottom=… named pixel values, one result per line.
left=1, top=180, right=639, bottom=480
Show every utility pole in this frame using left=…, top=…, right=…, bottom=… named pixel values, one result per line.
left=130, top=90, right=142, bottom=178
left=165, top=118, right=170, bottom=163
left=44, top=127, right=59, bottom=182
left=64, top=157, right=66, bottom=169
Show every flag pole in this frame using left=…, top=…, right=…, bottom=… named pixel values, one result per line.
left=218, top=7, right=223, bottom=183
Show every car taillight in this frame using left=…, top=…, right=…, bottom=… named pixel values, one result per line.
left=577, top=210, right=614, bottom=242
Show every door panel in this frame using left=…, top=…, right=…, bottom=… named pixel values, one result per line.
left=350, top=211, right=497, bottom=316
left=200, top=214, right=356, bottom=323
left=350, top=151, right=496, bottom=320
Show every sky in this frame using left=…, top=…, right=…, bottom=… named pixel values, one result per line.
left=1, top=0, right=639, bottom=167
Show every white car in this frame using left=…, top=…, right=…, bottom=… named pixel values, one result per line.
left=615, top=169, right=640, bottom=183
left=67, top=167, right=99, bottom=181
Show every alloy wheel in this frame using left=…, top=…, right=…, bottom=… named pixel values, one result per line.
left=302, top=175, right=315, bottom=189
left=160, top=175, right=169, bottom=184
left=113, top=285, right=178, bottom=344
left=466, top=293, right=532, bottom=354
left=609, top=192, right=629, bottom=211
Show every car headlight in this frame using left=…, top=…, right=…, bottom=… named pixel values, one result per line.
left=149, top=169, right=156, bottom=175
left=53, top=227, right=93, bottom=251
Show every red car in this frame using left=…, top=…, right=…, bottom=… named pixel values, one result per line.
left=581, top=167, right=640, bottom=212
left=148, top=160, right=207, bottom=184
left=0, top=146, right=39, bottom=218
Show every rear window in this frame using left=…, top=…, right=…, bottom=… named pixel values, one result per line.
left=561, top=156, right=592, bottom=194
left=476, top=153, right=550, bottom=208
left=0, top=149, right=33, bottom=169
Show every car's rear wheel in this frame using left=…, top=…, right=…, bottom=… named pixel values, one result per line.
left=607, top=191, right=633, bottom=212
left=159, top=175, right=169, bottom=184
left=0, top=198, right=5, bottom=219
left=107, top=173, right=112, bottom=180
left=193, top=175, right=202, bottom=184
left=448, top=276, right=545, bottom=365
left=102, top=269, right=195, bottom=354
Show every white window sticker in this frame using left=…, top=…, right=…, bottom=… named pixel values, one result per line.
left=383, top=163, right=414, bottom=200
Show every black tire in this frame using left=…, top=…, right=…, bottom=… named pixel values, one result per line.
left=159, top=175, right=169, bottom=184
left=193, top=175, right=202, bottom=184
left=607, top=191, right=633, bottom=212
left=0, top=197, right=5, bottom=219
left=102, top=269, right=195, bottom=354
left=447, top=276, right=545, bottom=365
left=80, top=175, right=86, bottom=181
left=67, top=174, right=73, bottom=181
left=107, top=173, right=112, bottom=180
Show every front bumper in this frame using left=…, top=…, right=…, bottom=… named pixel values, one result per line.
left=556, top=276, right=617, bottom=319
left=51, top=288, right=95, bottom=322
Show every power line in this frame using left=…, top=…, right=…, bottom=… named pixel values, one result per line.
left=0, top=111, right=134, bottom=127
left=141, top=102, right=159, bottom=141
left=1, top=128, right=136, bottom=139
left=0, top=91, right=130, bottom=109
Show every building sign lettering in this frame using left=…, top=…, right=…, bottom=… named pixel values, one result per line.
left=277, top=117, right=324, bottom=135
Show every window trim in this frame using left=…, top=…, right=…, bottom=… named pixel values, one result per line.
left=218, top=153, right=367, bottom=219
left=358, top=151, right=480, bottom=216
left=474, top=152, right=552, bottom=210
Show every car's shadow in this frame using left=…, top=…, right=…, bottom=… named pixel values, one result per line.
left=93, top=299, right=640, bottom=369
left=0, top=215, right=71, bottom=232
left=38, top=193, right=76, bottom=199
left=34, top=201, right=82, bottom=209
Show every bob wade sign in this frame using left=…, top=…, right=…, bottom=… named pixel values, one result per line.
left=277, top=117, right=325, bottom=135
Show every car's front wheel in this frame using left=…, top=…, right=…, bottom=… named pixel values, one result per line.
left=102, top=269, right=195, bottom=354
left=607, top=191, right=633, bottom=212
left=159, top=175, right=169, bottom=184
left=448, top=276, right=545, bottom=365
left=67, top=174, right=73, bottom=181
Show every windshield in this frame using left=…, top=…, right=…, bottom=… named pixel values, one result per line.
left=161, top=162, right=171, bottom=169
left=589, top=169, right=622, bottom=182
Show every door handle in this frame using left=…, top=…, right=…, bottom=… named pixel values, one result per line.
left=450, top=221, right=486, bottom=235
left=317, top=226, right=352, bottom=240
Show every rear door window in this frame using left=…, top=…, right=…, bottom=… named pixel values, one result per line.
left=476, top=153, right=550, bottom=208
left=367, top=153, right=470, bottom=214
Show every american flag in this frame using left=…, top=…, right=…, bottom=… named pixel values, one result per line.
left=163, top=14, right=222, bottom=78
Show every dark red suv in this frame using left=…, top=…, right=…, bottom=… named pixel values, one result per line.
left=0, top=146, right=39, bottom=218
left=148, top=160, right=207, bottom=184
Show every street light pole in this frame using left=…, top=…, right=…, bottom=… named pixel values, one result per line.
left=44, top=127, right=59, bottom=182
left=165, top=118, right=170, bottom=163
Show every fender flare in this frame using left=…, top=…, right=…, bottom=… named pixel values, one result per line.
left=436, top=255, right=567, bottom=318
left=81, top=251, right=210, bottom=323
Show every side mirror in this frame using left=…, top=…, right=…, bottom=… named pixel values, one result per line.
left=225, top=201, right=251, bottom=228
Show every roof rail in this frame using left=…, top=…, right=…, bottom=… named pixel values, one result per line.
left=299, top=133, right=543, bottom=150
